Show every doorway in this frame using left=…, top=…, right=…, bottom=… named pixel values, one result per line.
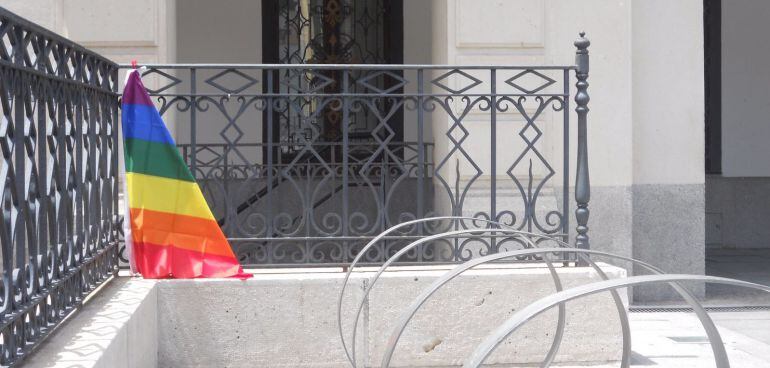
left=704, top=0, right=770, bottom=304
left=261, top=0, right=404, bottom=163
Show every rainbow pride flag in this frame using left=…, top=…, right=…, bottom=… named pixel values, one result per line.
left=122, top=70, right=250, bottom=279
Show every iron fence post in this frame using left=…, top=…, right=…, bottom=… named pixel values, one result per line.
left=342, top=70, right=350, bottom=238
left=35, top=35, right=49, bottom=292
left=562, top=68, right=571, bottom=265
left=266, top=69, right=275, bottom=263
left=574, top=32, right=591, bottom=265
left=112, top=65, right=120, bottom=265
left=11, top=22, right=29, bottom=309
left=416, top=68, right=425, bottom=259
left=190, top=68, right=197, bottom=177
left=490, top=68, right=498, bottom=253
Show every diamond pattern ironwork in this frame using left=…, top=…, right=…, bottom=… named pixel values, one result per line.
left=194, top=145, right=225, bottom=167
left=520, top=122, right=542, bottom=145
left=431, top=69, right=482, bottom=94
left=0, top=8, right=121, bottom=366
left=360, top=103, right=403, bottom=176
left=220, top=123, right=244, bottom=145
left=0, top=26, right=11, bottom=60
left=280, top=69, right=335, bottom=93
left=504, top=69, right=556, bottom=94
left=447, top=122, right=469, bottom=146
left=126, top=63, right=573, bottom=266
left=205, top=68, right=258, bottom=94
left=356, top=70, right=407, bottom=94
left=141, top=68, right=182, bottom=94
left=371, top=120, right=395, bottom=142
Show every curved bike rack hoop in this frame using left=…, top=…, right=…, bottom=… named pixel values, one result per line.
left=464, top=274, right=770, bottom=368
left=336, top=217, right=757, bottom=368
left=337, top=217, right=632, bottom=368
left=378, top=247, right=730, bottom=368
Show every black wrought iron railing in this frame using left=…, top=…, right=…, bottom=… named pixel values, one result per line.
left=120, top=45, right=591, bottom=266
left=0, top=7, right=120, bottom=366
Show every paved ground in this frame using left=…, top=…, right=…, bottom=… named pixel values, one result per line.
left=553, top=311, right=770, bottom=367
left=627, top=311, right=770, bottom=367
left=706, top=248, right=770, bottom=306
left=581, top=248, right=770, bottom=367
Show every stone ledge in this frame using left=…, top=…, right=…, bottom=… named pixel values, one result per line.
left=26, top=263, right=627, bottom=368
left=159, top=263, right=626, bottom=368
left=24, top=278, right=158, bottom=368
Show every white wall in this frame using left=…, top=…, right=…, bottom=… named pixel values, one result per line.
left=176, top=0, right=261, bottom=63
left=632, top=0, right=704, bottom=185
left=403, top=0, right=435, bottom=148
left=1, top=0, right=62, bottom=30
left=544, top=0, right=635, bottom=188
left=2, top=0, right=177, bottom=180
left=2, top=0, right=176, bottom=94
left=174, top=0, right=262, bottom=150
left=629, top=0, right=706, bottom=301
left=426, top=0, right=638, bottom=224
left=721, top=0, right=770, bottom=177
left=427, top=0, right=639, bottom=187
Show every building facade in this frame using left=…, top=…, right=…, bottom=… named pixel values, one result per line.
left=5, top=0, right=763, bottom=303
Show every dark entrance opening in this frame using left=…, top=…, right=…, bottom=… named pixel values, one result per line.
left=704, top=0, right=770, bottom=307
left=261, top=0, right=404, bottom=164
left=704, top=0, right=721, bottom=175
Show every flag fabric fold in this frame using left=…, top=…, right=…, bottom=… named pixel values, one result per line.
left=122, top=70, right=250, bottom=279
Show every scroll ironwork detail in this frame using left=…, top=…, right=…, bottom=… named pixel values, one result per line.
left=119, top=63, right=576, bottom=266
left=0, top=7, right=120, bottom=366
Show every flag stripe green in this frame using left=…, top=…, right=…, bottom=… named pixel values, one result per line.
left=124, top=138, right=196, bottom=182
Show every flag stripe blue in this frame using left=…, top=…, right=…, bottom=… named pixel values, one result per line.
left=122, top=103, right=176, bottom=145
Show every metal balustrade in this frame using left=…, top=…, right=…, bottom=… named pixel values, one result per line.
left=119, top=39, right=591, bottom=266
left=0, top=7, right=120, bottom=366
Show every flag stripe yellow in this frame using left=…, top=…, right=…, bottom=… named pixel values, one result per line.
left=126, top=172, right=215, bottom=220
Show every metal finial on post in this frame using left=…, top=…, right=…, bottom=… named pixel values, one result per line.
left=574, top=32, right=590, bottom=264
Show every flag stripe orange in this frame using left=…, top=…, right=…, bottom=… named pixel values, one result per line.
left=129, top=208, right=233, bottom=257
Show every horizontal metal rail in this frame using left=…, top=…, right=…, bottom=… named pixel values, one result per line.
left=121, top=63, right=577, bottom=70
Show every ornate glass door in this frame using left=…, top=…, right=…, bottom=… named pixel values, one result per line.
left=262, top=0, right=403, bottom=162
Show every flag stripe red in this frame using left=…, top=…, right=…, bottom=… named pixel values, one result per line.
left=132, top=241, right=248, bottom=279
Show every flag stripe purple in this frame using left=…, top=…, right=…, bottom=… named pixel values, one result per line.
left=122, top=72, right=155, bottom=106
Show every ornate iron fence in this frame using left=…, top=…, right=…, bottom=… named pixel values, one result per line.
left=0, top=7, right=120, bottom=366
left=122, top=36, right=590, bottom=266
